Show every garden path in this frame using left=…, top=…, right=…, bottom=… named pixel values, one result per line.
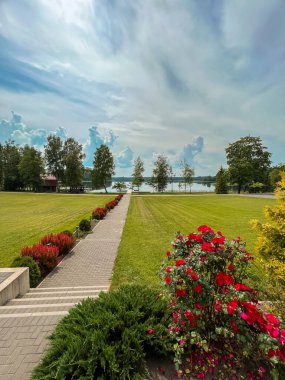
left=0, top=193, right=131, bottom=380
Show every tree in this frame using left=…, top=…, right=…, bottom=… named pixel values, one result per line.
left=268, top=163, right=285, bottom=190
left=112, top=182, right=127, bottom=192
left=180, top=160, right=194, bottom=192
left=226, top=136, right=271, bottom=194
left=92, top=144, right=115, bottom=193
left=132, top=156, right=144, bottom=191
left=62, top=138, right=85, bottom=191
left=1, top=140, right=23, bottom=190
left=18, top=146, right=44, bottom=191
left=150, top=155, right=169, bottom=192
left=168, top=166, right=175, bottom=192
left=44, top=135, right=64, bottom=190
left=215, top=166, right=228, bottom=194
left=251, top=172, right=285, bottom=316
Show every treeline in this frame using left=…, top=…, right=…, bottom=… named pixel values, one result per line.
left=0, top=137, right=86, bottom=192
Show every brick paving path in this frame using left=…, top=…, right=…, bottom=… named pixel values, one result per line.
left=0, top=194, right=130, bottom=379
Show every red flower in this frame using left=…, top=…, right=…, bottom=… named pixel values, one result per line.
left=215, top=300, right=222, bottom=313
left=228, top=263, right=235, bottom=271
left=277, top=347, right=285, bottom=362
left=194, top=284, right=203, bottom=293
left=166, top=251, right=171, bottom=257
left=198, top=225, right=214, bottom=234
left=147, top=329, right=153, bottom=335
left=216, top=272, right=234, bottom=287
left=268, top=348, right=276, bottom=358
left=166, top=266, right=171, bottom=273
left=175, top=259, right=186, bottom=266
left=227, top=300, right=238, bottom=315
left=191, top=271, right=199, bottom=281
left=175, top=288, right=187, bottom=297
left=165, top=276, right=172, bottom=284
left=234, top=283, right=254, bottom=293
left=265, top=314, right=279, bottom=326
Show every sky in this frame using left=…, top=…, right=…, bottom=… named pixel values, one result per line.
left=0, top=0, right=284, bottom=176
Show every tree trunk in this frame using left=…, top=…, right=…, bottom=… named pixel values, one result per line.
left=104, top=185, right=108, bottom=193
left=238, top=183, right=241, bottom=194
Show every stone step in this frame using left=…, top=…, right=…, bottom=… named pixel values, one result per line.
left=0, top=303, right=73, bottom=314
left=10, top=294, right=100, bottom=303
left=0, top=310, right=68, bottom=318
left=32, top=285, right=109, bottom=291
left=23, top=289, right=104, bottom=298
left=7, top=295, right=98, bottom=306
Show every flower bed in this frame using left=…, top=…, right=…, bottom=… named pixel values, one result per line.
left=160, top=225, right=285, bottom=379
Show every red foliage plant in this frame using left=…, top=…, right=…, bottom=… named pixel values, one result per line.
left=92, top=207, right=107, bottom=220
left=40, top=233, right=75, bottom=255
left=21, top=244, right=59, bottom=275
left=105, top=200, right=118, bottom=210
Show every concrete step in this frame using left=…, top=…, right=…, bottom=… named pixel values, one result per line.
left=32, top=285, right=109, bottom=291
left=7, top=295, right=99, bottom=306
left=0, top=303, right=72, bottom=314
left=22, top=289, right=104, bottom=298
left=0, top=310, right=69, bottom=318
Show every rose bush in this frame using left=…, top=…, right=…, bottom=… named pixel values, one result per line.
left=161, top=225, right=285, bottom=379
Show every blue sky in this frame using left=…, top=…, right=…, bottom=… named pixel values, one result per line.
left=0, top=0, right=284, bottom=176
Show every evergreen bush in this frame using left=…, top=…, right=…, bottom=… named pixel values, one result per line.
left=32, top=285, right=171, bottom=380
left=79, top=219, right=91, bottom=232
left=11, top=256, right=41, bottom=287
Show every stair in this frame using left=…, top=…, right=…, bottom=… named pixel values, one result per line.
left=0, top=285, right=109, bottom=318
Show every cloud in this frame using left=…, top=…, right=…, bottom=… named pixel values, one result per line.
left=182, top=136, right=204, bottom=165
left=116, top=146, right=134, bottom=168
left=0, top=0, right=284, bottom=175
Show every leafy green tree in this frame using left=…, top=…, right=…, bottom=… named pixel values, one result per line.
left=1, top=140, right=23, bottom=190
left=181, top=160, right=194, bottom=192
left=215, top=166, right=228, bottom=194
left=112, top=182, right=127, bottom=192
left=132, top=156, right=144, bottom=191
left=226, top=136, right=271, bottom=193
left=18, top=146, right=44, bottom=191
left=269, top=164, right=285, bottom=190
left=44, top=135, right=64, bottom=190
left=92, top=144, right=115, bottom=193
left=151, top=155, right=169, bottom=192
left=62, top=138, right=85, bottom=191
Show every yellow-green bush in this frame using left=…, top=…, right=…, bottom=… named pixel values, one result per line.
left=251, top=171, right=285, bottom=316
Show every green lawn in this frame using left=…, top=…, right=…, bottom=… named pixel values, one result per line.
left=0, top=193, right=112, bottom=267
left=111, top=195, right=276, bottom=289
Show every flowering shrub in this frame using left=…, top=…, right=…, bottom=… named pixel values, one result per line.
left=21, top=244, right=59, bottom=275
left=115, top=194, right=123, bottom=202
left=40, top=233, right=75, bottom=255
left=92, top=207, right=107, bottom=220
left=161, top=225, right=285, bottom=379
left=105, top=199, right=118, bottom=210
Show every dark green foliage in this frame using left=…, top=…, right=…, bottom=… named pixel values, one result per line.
left=44, top=135, right=64, bottom=187
left=62, top=138, right=85, bottom=191
left=79, top=219, right=91, bottom=232
left=215, top=166, right=228, bottom=194
left=93, top=144, right=115, bottom=193
left=1, top=140, right=23, bottom=190
left=32, top=285, right=172, bottom=380
left=11, top=256, right=41, bottom=287
left=150, top=155, right=169, bottom=192
left=226, top=136, right=271, bottom=193
left=19, top=145, right=44, bottom=191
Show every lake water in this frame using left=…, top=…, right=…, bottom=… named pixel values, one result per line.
left=91, top=181, right=214, bottom=193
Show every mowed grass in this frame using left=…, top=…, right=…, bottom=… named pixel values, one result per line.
left=0, top=192, right=112, bottom=267
left=111, top=195, right=276, bottom=289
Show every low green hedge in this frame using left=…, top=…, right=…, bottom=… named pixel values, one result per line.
left=32, top=284, right=172, bottom=380
left=11, top=256, right=41, bottom=288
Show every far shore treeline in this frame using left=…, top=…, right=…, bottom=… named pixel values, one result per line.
left=0, top=135, right=284, bottom=194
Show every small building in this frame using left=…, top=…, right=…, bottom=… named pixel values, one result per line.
left=39, top=175, right=58, bottom=192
